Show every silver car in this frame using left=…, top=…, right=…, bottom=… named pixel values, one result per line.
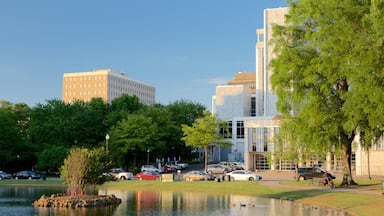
left=107, top=168, right=134, bottom=180
left=207, top=164, right=231, bottom=174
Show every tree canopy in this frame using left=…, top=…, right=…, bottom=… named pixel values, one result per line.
left=181, top=111, right=231, bottom=172
left=270, top=0, right=384, bottom=185
left=0, top=95, right=206, bottom=173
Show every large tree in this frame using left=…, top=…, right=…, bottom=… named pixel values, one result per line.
left=166, top=100, right=206, bottom=160
left=270, top=0, right=384, bottom=185
left=181, top=111, right=231, bottom=172
left=109, top=114, right=158, bottom=167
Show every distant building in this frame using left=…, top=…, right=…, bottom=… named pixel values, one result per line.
left=211, top=8, right=289, bottom=170
left=62, top=69, right=155, bottom=105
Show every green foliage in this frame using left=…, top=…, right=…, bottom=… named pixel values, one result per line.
left=181, top=111, right=231, bottom=171
left=2, top=95, right=206, bottom=172
left=109, top=114, right=158, bottom=167
left=270, top=0, right=384, bottom=182
left=60, top=147, right=111, bottom=194
left=0, top=102, right=33, bottom=171
left=37, top=146, right=68, bottom=171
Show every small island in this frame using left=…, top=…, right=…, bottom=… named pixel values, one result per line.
left=33, top=193, right=121, bottom=208
left=33, top=147, right=121, bottom=208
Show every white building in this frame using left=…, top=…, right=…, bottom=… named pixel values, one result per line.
left=212, top=7, right=384, bottom=176
left=212, top=8, right=289, bottom=171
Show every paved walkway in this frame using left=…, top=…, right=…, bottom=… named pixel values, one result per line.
left=258, top=170, right=383, bottom=196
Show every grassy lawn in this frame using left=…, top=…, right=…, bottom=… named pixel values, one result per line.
left=0, top=179, right=65, bottom=187
left=101, top=180, right=384, bottom=216
left=1, top=178, right=383, bottom=215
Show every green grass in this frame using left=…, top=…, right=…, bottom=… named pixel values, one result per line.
left=0, top=179, right=64, bottom=187
left=1, top=178, right=382, bottom=216
left=280, top=179, right=382, bottom=187
left=101, top=180, right=384, bottom=216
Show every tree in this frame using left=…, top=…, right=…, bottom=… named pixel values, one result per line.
left=181, top=111, right=231, bottom=172
left=107, top=94, right=145, bottom=127
left=0, top=101, right=34, bottom=171
left=37, top=146, right=68, bottom=171
left=61, top=148, right=89, bottom=195
left=270, top=0, right=384, bottom=185
left=60, top=147, right=110, bottom=195
left=109, top=114, right=158, bottom=167
left=0, top=108, right=22, bottom=170
left=166, top=100, right=206, bottom=160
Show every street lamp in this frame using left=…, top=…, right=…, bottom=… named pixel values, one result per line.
left=147, top=149, right=150, bottom=164
left=105, top=134, right=110, bottom=155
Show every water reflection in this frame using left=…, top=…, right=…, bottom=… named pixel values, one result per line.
left=99, top=189, right=352, bottom=216
left=0, top=186, right=117, bottom=216
left=0, top=186, right=352, bottom=216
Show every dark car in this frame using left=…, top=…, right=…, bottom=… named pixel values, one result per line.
left=295, top=167, right=335, bottom=181
left=14, top=171, right=41, bottom=180
left=0, top=171, right=12, bottom=180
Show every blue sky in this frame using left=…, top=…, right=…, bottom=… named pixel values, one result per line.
left=0, top=0, right=287, bottom=109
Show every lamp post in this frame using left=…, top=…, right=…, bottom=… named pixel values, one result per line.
left=147, top=149, right=150, bottom=164
left=105, top=134, right=110, bottom=155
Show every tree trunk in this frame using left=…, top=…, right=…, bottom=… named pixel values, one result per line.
left=340, top=132, right=357, bottom=186
left=204, top=146, right=208, bottom=172
left=133, top=152, right=137, bottom=168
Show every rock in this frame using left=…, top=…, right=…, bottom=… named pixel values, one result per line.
left=33, top=194, right=121, bottom=208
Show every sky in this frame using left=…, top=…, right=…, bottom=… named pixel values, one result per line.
left=0, top=0, right=287, bottom=109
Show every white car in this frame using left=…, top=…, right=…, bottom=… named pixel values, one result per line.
left=226, top=170, right=262, bottom=181
left=166, top=161, right=188, bottom=170
left=107, top=168, right=134, bottom=180
left=141, top=165, right=161, bottom=173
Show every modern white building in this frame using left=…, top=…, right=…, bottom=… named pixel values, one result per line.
left=62, top=69, right=155, bottom=105
left=212, top=8, right=290, bottom=171
left=212, top=7, right=384, bottom=176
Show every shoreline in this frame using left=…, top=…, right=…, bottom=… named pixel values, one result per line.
left=1, top=175, right=382, bottom=215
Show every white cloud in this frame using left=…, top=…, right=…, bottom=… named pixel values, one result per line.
left=207, top=77, right=229, bottom=85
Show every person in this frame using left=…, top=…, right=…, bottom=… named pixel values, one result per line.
left=322, top=170, right=334, bottom=189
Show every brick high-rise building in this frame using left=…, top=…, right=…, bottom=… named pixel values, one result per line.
left=62, top=69, right=155, bottom=105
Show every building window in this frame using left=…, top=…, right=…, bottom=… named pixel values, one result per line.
left=236, top=121, right=244, bottom=139
left=219, top=121, right=232, bottom=138
left=251, top=96, right=256, bottom=116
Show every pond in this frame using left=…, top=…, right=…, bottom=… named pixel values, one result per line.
left=0, top=186, right=352, bottom=216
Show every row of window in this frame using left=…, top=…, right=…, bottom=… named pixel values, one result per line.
left=64, top=75, right=106, bottom=82
left=219, top=121, right=245, bottom=139
left=64, top=83, right=107, bottom=89
left=64, top=90, right=106, bottom=97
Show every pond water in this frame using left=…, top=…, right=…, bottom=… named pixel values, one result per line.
left=0, top=186, right=352, bottom=216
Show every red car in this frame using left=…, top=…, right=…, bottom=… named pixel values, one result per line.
left=162, top=165, right=176, bottom=173
left=135, top=171, right=161, bottom=180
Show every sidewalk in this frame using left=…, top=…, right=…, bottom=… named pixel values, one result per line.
left=258, top=170, right=383, bottom=196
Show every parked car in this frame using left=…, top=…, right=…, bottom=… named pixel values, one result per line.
left=164, top=163, right=182, bottom=171
left=166, top=161, right=188, bottom=170
left=106, top=168, right=134, bottom=180
left=0, top=171, right=12, bottom=180
left=135, top=171, right=161, bottom=180
left=161, top=165, right=176, bottom=173
left=182, top=170, right=215, bottom=181
left=219, top=161, right=245, bottom=171
left=226, top=170, right=262, bottom=181
left=295, top=167, right=336, bottom=181
left=206, top=164, right=231, bottom=174
left=14, top=171, right=41, bottom=180
left=141, top=165, right=161, bottom=173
